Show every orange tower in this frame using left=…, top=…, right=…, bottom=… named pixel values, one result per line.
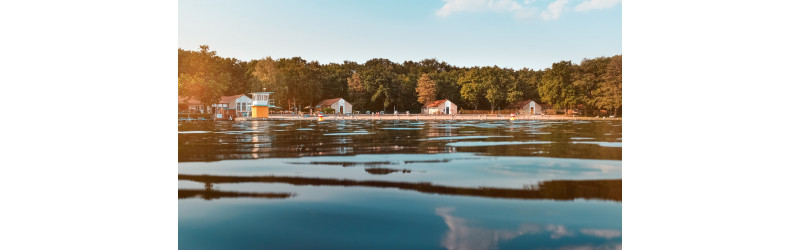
left=250, top=92, right=275, bottom=118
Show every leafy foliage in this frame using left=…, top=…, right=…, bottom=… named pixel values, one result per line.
left=416, top=73, right=437, bottom=105
left=178, top=45, right=622, bottom=115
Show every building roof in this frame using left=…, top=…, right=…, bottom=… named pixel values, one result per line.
left=218, top=94, right=245, bottom=104
left=178, top=96, right=201, bottom=105
left=317, top=98, right=345, bottom=107
left=424, top=99, right=450, bottom=108
left=506, top=100, right=534, bottom=109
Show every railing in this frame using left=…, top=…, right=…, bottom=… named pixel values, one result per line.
left=252, top=99, right=275, bottom=106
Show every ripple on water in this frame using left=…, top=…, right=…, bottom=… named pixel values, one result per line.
left=571, top=141, right=622, bottom=147
left=426, top=135, right=513, bottom=141
left=324, top=132, right=372, bottom=136
left=446, top=141, right=551, bottom=147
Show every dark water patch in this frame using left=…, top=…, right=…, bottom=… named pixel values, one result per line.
left=364, top=167, right=413, bottom=175
left=289, top=161, right=394, bottom=167
left=179, top=174, right=621, bottom=202
left=403, top=159, right=452, bottom=164
left=178, top=188, right=295, bottom=200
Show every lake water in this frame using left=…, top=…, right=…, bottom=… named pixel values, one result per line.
left=178, top=119, right=622, bottom=249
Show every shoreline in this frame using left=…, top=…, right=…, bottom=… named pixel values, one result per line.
left=221, top=114, right=622, bottom=121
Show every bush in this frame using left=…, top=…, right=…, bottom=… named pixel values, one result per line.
left=322, top=107, right=335, bottom=114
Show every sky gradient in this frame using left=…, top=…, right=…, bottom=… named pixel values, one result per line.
left=179, top=0, right=621, bottom=70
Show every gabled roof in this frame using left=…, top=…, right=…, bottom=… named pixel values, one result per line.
left=317, top=98, right=346, bottom=106
left=424, top=99, right=450, bottom=108
left=218, top=94, right=245, bottom=104
left=506, top=100, right=535, bottom=109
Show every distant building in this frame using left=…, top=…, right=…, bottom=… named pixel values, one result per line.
left=540, top=104, right=557, bottom=115
left=213, top=94, right=253, bottom=118
left=250, top=92, right=275, bottom=118
left=422, top=99, right=457, bottom=115
left=178, top=96, right=206, bottom=113
left=316, top=98, right=352, bottom=114
left=506, top=100, right=542, bottom=115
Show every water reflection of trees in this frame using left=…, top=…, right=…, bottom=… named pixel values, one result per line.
left=178, top=189, right=294, bottom=200
left=178, top=120, right=622, bottom=162
left=179, top=174, right=621, bottom=202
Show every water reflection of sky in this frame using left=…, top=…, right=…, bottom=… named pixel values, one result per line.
left=178, top=120, right=622, bottom=249
left=179, top=153, right=620, bottom=188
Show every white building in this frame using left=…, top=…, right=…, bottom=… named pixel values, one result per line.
left=213, top=94, right=253, bottom=117
left=506, top=100, right=542, bottom=115
left=316, top=98, right=352, bottom=114
left=422, top=99, right=457, bottom=115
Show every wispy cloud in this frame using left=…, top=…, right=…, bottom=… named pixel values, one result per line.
left=540, top=0, right=569, bottom=20
left=575, top=0, right=621, bottom=12
left=436, top=0, right=540, bottom=20
left=436, top=0, right=619, bottom=21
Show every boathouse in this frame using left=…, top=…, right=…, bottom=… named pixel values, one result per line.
left=250, top=92, right=275, bottom=118
left=422, top=99, right=457, bottom=115
left=316, top=98, right=352, bottom=114
left=506, top=100, right=542, bottom=115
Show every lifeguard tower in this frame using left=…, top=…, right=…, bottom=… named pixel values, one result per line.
left=250, top=92, right=276, bottom=118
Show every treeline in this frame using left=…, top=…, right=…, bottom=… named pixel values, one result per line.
left=178, top=45, right=622, bottom=116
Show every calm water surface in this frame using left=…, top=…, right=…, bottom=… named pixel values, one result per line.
left=178, top=119, right=622, bottom=249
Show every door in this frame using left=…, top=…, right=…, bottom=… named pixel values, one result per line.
left=339, top=106, right=343, bottom=114
left=445, top=106, right=450, bottom=115
left=531, top=107, right=534, bottom=115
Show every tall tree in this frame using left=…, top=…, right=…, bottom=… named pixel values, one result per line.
left=347, top=72, right=367, bottom=112
left=593, top=55, right=622, bottom=116
left=482, top=66, right=514, bottom=113
left=416, top=73, right=437, bottom=105
left=458, top=68, right=485, bottom=111
left=178, top=72, right=226, bottom=112
left=538, top=61, right=578, bottom=112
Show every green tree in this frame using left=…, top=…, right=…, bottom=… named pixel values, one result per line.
left=593, top=55, right=622, bottom=116
left=178, top=72, right=226, bottom=112
left=458, top=68, right=485, bottom=111
left=482, top=66, right=514, bottom=113
left=362, top=58, right=401, bottom=112
left=347, top=72, right=367, bottom=112
left=538, top=61, right=578, bottom=112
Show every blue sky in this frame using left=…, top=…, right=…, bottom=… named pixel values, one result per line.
left=179, top=0, right=621, bottom=70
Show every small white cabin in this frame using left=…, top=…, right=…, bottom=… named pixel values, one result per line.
left=506, top=100, right=542, bottom=115
left=317, top=98, right=352, bottom=114
left=422, top=99, right=457, bottom=115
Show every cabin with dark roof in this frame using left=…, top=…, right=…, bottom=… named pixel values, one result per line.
left=506, top=100, right=542, bottom=115
left=422, top=99, right=457, bottom=115
left=316, top=98, right=352, bottom=114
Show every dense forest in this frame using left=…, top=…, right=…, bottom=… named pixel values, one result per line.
left=178, top=45, right=622, bottom=116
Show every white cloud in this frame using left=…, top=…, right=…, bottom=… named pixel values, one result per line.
left=575, top=0, right=621, bottom=12
left=436, top=0, right=588, bottom=21
left=436, top=0, right=538, bottom=19
left=541, top=0, right=569, bottom=20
